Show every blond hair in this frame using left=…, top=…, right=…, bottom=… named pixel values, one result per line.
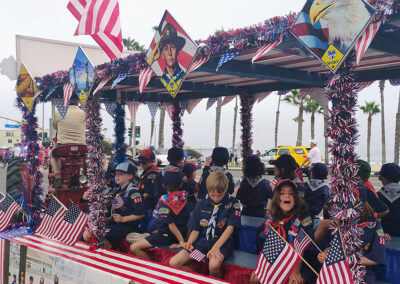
left=206, top=171, right=228, bottom=193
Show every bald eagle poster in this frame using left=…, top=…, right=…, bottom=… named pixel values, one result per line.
left=291, top=0, right=375, bottom=72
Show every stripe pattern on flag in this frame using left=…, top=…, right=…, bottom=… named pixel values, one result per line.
left=221, top=95, right=235, bottom=107
left=94, top=76, right=111, bottom=95
left=316, top=231, right=354, bottom=284
left=163, top=102, right=174, bottom=119
left=63, top=83, right=74, bottom=106
left=0, top=196, right=20, bottom=232
left=256, top=92, right=272, bottom=103
left=293, top=229, right=312, bottom=256
left=188, top=55, right=210, bottom=73
left=254, top=228, right=300, bottom=284
left=299, top=88, right=315, bottom=99
left=355, top=81, right=374, bottom=92
left=139, top=67, right=154, bottom=93
left=189, top=249, right=206, bottom=262
left=356, top=21, right=381, bottom=65
left=186, top=98, right=202, bottom=114
left=68, top=0, right=123, bottom=60
left=53, top=203, right=88, bottom=246
left=11, top=234, right=229, bottom=284
left=0, top=238, right=4, bottom=284
left=35, top=198, right=67, bottom=237
left=127, top=101, right=141, bottom=120
left=252, top=40, right=282, bottom=63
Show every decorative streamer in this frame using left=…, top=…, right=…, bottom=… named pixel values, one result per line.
left=239, top=94, right=254, bottom=158
left=84, top=92, right=108, bottom=247
left=171, top=100, right=184, bottom=148
left=113, top=103, right=126, bottom=166
left=16, top=97, right=43, bottom=225
left=325, top=52, right=365, bottom=282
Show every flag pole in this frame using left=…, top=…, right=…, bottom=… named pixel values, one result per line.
left=300, top=228, right=323, bottom=253
left=6, top=194, right=28, bottom=218
left=267, top=223, right=319, bottom=277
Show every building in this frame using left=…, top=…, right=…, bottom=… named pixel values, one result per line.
left=0, top=129, right=50, bottom=148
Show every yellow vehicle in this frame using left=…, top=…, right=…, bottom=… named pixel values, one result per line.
left=262, top=146, right=311, bottom=174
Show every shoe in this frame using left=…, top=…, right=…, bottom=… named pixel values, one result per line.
left=126, top=232, right=150, bottom=243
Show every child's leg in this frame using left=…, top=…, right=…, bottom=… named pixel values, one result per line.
left=169, top=250, right=193, bottom=271
left=130, top=239, right=153, bottom=260
left=208, top=255, right=223, bottom=279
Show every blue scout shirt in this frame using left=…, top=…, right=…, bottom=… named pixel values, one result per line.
left=236, top=176, right=272, bottom=217
left=188, top=193, right=241, bottom=241
left=182, top=178, right=198, bottom=210
left=154, top=165, right=182, bottom=203
left=138, top=164, right=159, bottom=210
left=197, top=166, right=234, bottom=200
left=304, top=179, right=329, bottom=217
left=154, top=191, right=190, bottom=235
left=377, top=183, right=400, bottom=236
left=111, top=183, right=146, bottom=231
left=359, top=217, right=387, bottom=284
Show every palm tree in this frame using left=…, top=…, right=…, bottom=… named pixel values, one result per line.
left=379, top=80, right=386, bottom=163
left=122, top=37, right=145, bottom=51
left=304, top=98, right=324, bottom=139
left=158, top=106, right=165, bottom=149
left=360, top=101, right=380, bottom=163
left=274, top=94, right=282, bottom=148
left=283, top=90, right=305, bottom=146
left=215, top=97, right=222, bottom=147
left=150, top=119, right=155, bottom=146
left=395, top=90, right=400, bottom=164
left=232, top=96, right=238, bottom=151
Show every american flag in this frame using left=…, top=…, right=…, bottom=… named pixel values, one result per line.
left=93, top=75, right=111, bottom=95
left=256, top=92, right=272, bottom=103
left=111, top=73, right=129, bottom=89
left=35, top=198, right=67, bottom=237
left=277, top=89, right=290, bottom=96
left=104, top=101, right=117, bottom=117
left=68, top=0, right=123, bottom=60
left=188, top=55, right=210, bottom=73
left=0, top=192, right=4, bottom=202
left=252, top=40, right=282, bottom=63
left=356, top=21, right=381, bottom=65
left=254, top=227, right=300, bottom=284
left=206, top=97, right=218, bottom=110
left=139, top=67, right=154, bottom=93
left=0, top=238, right=5, bottom=284
left=293, top=229, right=312, bottom=256
left=63, top=82, right=74, bottom=106
left=216, top=52, right=239, bottom=72
left=112, top=195, right=124, bottom=210
left=45, top=86, right=58, bottom=100
left=147, top=102, right=159, bottom=120
left=53, top=203, right=88, bottom=246
left=390, top=78, right=400, bottom=86
left=162, top=102, right=174, bottom=119
left=186, top=98, right=202, bottom=114
left=189, top=249, right=206, bottom=262
left=221, top=95, right=235, bottom=107
left=53, top=98, right=70, bottom=120
left=0, top=196, right=20, bottom=232
left=316, top=231, right=354, bottom=284
left=355, top=81, right=373, bottom=92
left=127, top=101, right=141, bottom=121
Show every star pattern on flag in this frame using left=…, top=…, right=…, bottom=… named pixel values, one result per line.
left=206, top=97, right=218, bottom=110
left=52, top=98, right=69, bottom=120
left=111, top=73, right=129, bottom=89
left=63, top=203, right=81, bottom=224
left=147, top=102, right=159, bottom=120
left=45, top=86, right=58, bottom=100
left=277, top=89, right=290, bottom=96
left=326, top=232, right=345, bottom=266
left=0, top=196, right=14, bottom=213
left=46, top=198, right=62, bottom=217
left=262, top=229, right=287, bottom=263
left=390, top=78, right=400, bottom=86
left=216, top=52, right=239, bottom=71
left=180, top=100, right=189, bottom=115
left=104, top=101, right=117, bottom=117
left=186, top=99, right=202, bottom=114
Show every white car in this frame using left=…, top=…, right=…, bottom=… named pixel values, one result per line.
left=261, top=148, right=278, bottom=175
left=155, top=149, right=169, bottom=167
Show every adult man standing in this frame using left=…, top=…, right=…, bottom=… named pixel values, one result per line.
left=301, top=139, right=321, bottom=168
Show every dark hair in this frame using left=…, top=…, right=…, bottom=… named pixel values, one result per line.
left=69, top=95, right=80, bottom=105
left=165, top=183, right=182, bottom=193
left=167, top=158, right=183, bottom=167
left=269, top=186, right=307, bottom=223
left=359, top=202, right=374, bottom=221
left=276, top=165, right=299, bottom=180
left=243, top=161, right=265, bottom=178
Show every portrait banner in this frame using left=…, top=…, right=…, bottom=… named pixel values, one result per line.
left=146, top=10, right=198, bottom=98
left=291, top=0, right=375, bottom=72
left=16, top=64, right=37, bottom=111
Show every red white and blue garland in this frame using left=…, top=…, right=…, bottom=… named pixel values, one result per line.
left=172, top=100, right=184, bottom=148
left=239, top=94, right=254, bottom=158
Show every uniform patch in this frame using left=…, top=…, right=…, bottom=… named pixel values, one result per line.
left=301, top=216, right=312, bottom=227
left=200, top=219, right=209, bottom=227
left=158, top=208, right=170, bottom=215
left=133, top=197, right=142, bottom=204
left=364, top=242, right=371, bottom=251
left=367, top=222, right=376, bottom=229
left=217, top=220, right=226, bottom=228
left=377, top=229, right=384, bottom=237
left=235, top=210, right=241, bottom=217
left=379, top=238, right=386, bottom=246
left=233, top=203, right=241, bottom=210
left=131, top=192, right=142, bottom=199
left=200, top=210, right=211, bottom=214
left=299, top=191, right=305, bottom=199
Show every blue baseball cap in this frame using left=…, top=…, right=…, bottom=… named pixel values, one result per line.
left=115, top=162, right=136, bottom=175
left=168, top=147, right=184, bottom=160
left=162, top=169, right=184, bottom=187
left=311, top=163, right=328, bottom=180
left=212, top=147, right=230, bottom=164
left=182, top=162, right=201, bottom=177
left=375, top=163, right=400, bottom=183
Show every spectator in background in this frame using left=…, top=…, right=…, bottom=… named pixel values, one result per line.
left=13, top=143, right=21, bottom=157
left=300, top=139, right=321, bottom=169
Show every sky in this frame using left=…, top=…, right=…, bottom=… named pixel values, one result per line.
left=0, top=0, right=399, bottom=163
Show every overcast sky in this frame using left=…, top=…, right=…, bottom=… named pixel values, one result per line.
left=1, top=0, right=399, bottom=163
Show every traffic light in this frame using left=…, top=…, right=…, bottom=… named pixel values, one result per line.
left=128, top=128, right=132, bottom=137
left=135, top=126, right=141, bottom=138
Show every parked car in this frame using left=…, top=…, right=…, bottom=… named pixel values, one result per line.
left=155, top=149, right=168, bottom=167
left=261, top=146, right=311, bottom=175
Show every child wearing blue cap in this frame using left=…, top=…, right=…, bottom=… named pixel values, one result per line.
left=137, top=149, right=159, bottom=211
left=376, top=163, right=400, bottom=236
left=197, top=147, right=234, bottom=200
left=237, top=154, right=272, bottom=217
left=130, top=169, right=190, bottom=260
left=154, top=147, right=185, bottom=202
left=169, top=171, right=241, bottom=279
left=82, top=162, right=145, bottom=248
left=182, top=162, right=201, bottom=211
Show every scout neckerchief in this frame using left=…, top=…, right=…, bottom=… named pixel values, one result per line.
left=306, top=179, right=325, bottom=191
left=138, top=164, right=159, bottom=192
left=264, top=211, right=300, bottom=243
left=247, top=176, right=264, bottom=188
left=379, top=183, right=400, bottom=203
left=160, top=191, right=188, bottom=215
left=206, top=202, right=223, bottom=240
left=362, top=180, right=379, bottom=198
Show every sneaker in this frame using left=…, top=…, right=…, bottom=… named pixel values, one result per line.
left=126, top=232, right=150, bottom=244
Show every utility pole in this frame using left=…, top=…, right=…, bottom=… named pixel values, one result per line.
left=274, top=95, right=281, bottom=148
left=232, top=96, right=238, bottom=151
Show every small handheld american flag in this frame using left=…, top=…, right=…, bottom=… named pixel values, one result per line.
left=0, top=195, right=20, bottom=232
left=112, top=196, right=124, bottom=210
left=189, top=249, right=206, bottom=262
